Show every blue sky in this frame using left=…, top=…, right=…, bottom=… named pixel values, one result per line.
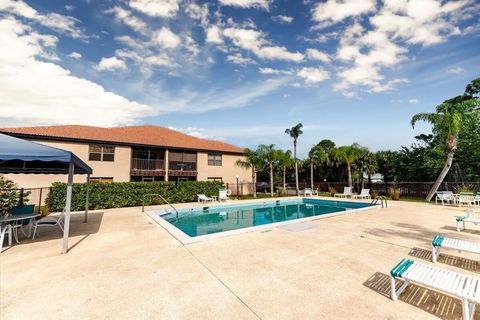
left=0, top=0, right=479, bottom=157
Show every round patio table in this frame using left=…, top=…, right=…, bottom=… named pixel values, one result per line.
left=0, top=213, right=40, bottom=244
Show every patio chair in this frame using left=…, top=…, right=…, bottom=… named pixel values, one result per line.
left=218, top=189, right=230, bottom=202
left=1, top=225, right=12, bottom=252
left=32, top=210, right=65, bottom=240
left=11, top=204, right=35, bottom=242
left=303, top=188, right=313, bottom=197
left=352, top=188, right=371, bottom=199
left=334, top=187, right=352, bottom=198
left=431, top=234, right=480, bottom=263
left=458, top=192, right=475, bottom=207
left=390, top=258, right=480, bottom=320
left=435, top=191, right=454, bottom=206
left=197, top=194, right=214, bottom=204
left=474, top=192, right=480, bottom=206
left=456, top=208, right=480, bottom=232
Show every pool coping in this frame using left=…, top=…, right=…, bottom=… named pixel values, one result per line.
left=146, top=197, right=380, bottom=245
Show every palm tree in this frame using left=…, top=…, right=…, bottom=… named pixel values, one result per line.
left=356, top=150, right=377, bottom=189
left=411, top=88, right=479, bottom=201
left=333, top=143, right=364, bottom=188
left=308, top=144, right=329, bottom=190
left=257, top=144, right=278, bottom=197
left=285, top=123, right=303, bottom=195
left=236, top=148, right=262, bottom=198
left=276, top=149, right=293, bottom=192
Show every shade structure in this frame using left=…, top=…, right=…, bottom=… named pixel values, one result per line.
left=0, top=133, right=92, bottom=254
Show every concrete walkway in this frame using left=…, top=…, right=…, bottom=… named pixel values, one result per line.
left=1, top=199, right=479, bottom=319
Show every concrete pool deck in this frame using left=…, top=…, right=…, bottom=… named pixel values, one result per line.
left=1, top=197, right=479, bottom=319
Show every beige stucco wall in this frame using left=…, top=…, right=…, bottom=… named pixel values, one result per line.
left=196, top=152, right=252, bottom=194
left=3, top=139, right=131, bottom=188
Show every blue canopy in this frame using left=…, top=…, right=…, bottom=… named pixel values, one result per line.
left=0, top=133, right=92, bottom=174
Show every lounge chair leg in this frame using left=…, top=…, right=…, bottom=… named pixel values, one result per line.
left=390, top=276, right=398, bottom=301
left=462, top=299, right=472, bottom=320
left=432, top=246, right=439, bottom=263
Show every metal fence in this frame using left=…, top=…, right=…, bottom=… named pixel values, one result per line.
left=1, top=187, right=51, bottom=214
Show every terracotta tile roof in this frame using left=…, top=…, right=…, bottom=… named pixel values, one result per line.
left=0, top=125, right=245, bottom=154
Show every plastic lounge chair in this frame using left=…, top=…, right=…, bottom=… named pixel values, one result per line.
left=11, top=204, right=35, bottom=242
left=459, top=192, right=475, bottom=208
left=218, top=189, right=230, bottom=202
left=334, top=187, right=352, bottom=198
left=436, top=191, right=454, bottom=206
left=431, top=235, right=480, bottom=263
left=390, top=258, right=480, bottom=320
left=303, top=188, right=313, bottom=197
left=1, top=225, right=12, bottom=252
left=32, top=210, right=65, bottom=240
left=197, top=194, right=214, bottom=204
left=474, top=193, right=480, bottom=206
left=456, top=208, right=480, bottom=232
left=352, top=189, right=371, bottom=199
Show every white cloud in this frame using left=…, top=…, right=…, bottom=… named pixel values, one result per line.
left=312, top=0, right=376, bottom=26
left=408, top=98, right=420, bottom=103
left=0, top=0, right=86, bottom=39
left=206, top=25, right=223, bottom=44
left=95, top=56, right=127, bottom=71
left=447, top=66, right=464, bottom=74
left=259, top=67, right=292, bottom=75
left=105, top=6, right=147, bottom=33
left=129, top=0, right=180, bottom=18
left=64, top=5, right=75, bottom=11
left=153, top=27, right=181, bottom=49
left=68, top=51, right=82, bottom=59
left=305, top=48, right=330, bottom=63
left=0, top=17, right=151, bottom=127
left=223, top=27, right=304, bottom=62
left=272, top=15, right=293, bottom=24
left=219, top=0, right=269, bottom=10
left=296, top=67, right=330, bottom=84
left=184, top=2, right=209, bottom=27
left=226, top=53, right=256, bottom=66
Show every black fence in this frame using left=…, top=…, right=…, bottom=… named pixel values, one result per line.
left=1, top=187, right=51, bottom=214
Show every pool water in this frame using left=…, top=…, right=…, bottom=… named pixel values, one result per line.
left=161, top=198, right=371, bottom=237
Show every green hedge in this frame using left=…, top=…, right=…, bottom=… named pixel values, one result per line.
left=47, top=181, right=224, bottom=212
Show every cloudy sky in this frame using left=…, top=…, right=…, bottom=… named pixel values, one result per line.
left=0, top=0, right=479, bottom=157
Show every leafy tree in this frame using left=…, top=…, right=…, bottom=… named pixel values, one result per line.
left=356, top=150, right=377, bottom=188
left=308, top=144, right=329, bottom=189
left=236, top=148, right=263, bottom=198
left=411, top=78, right=480, bottom=201
left=257, top=144, right=279, bottom=197
left=0, top=176, right=24, bottom=215
left=285, top=123, right=303, bottom=195
left=276, top=149, right=294, bottom=192
left=333, top=143, right=365, bottom=187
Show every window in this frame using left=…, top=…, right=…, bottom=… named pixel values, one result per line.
left=90, top=177, right=113, bottom=183
left=207, top=177, right=223, bottom=182
left=208, top=153, right=222, bottom=166
left=89, top=144, right=115, bottom=161
left=169, top=151, right=197, bottom=171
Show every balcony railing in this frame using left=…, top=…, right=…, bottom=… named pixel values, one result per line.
left=169, top=162, right=197, bottom=171
left=131, top=158, right=165, bottom=171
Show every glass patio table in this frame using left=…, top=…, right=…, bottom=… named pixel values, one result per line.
left=0, top=213, right=40, bottom=244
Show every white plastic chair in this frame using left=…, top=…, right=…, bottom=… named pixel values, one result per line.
left=352, top=189, right=371, bottom=199
left=218, top=189, right=230, bottom=202
left=334, top=187, right=352, bottom=198
left=197, top=194, right=214, bottom=204
left=32, top=210, right=65, bottom=240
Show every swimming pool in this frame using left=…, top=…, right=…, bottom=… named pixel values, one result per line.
left=148, top=198, right=375, bottom=243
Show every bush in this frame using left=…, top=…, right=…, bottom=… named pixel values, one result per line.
left=0, top=176, right=21, bottom=216
left=47, top=181, right=224, bottom=212
left=388, top=187, right=401, bottom=200
left=328, top=186, right=337, bottom=197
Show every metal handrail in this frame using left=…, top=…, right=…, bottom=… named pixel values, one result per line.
left=142, top=193, right=179, bottom=218
left=370, top=196, right=388, bottom=208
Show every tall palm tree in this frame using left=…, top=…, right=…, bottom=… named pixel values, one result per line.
left=308, top=144, right=329, bottom=190
left=411, top=91, right=479, bottom=201
left=333, top=143, right=364, bottom=188
left=356, top=150, right=377, bottom=189
left=276, top=149, right=293, bottom=192
left=285, top=123, right=303, bottom=195
left=257, top=144, right=278, bottom=197
left=236, top=148, right=262, bottom=198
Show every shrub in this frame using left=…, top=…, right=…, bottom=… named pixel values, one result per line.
left=328, top=186, right=337, bottom=197
left=455, top=185, right=475, bottom=193
left=388, top=187, right=401, bottom=200
left=0, top=176, right=21, bottom=216
left=47, top=181, right=224, bottom=212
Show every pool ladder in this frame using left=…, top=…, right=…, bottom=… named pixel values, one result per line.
left=142, top=193, right=180, bottom=219
left=370, top=196, right=388, bottom=208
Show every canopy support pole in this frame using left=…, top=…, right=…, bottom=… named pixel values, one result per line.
left=84, top=173, right=90, bottom=223
left=62, top=162, right=74, bottom=254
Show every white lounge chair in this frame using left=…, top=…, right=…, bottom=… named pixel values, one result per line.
left=303, top=188, right=318, bottom=197
left=456, top=208, right=480, bottom=232
left=218, top=189, right=230, bottom=202
left=0, top=225, right=12, bottom=252
left=431, top=234, right=480, bottom=263
left=459, top=193, right=475, bottom=208
left=197, top=194, right=214, bottom=204
left=390, top=258, right=480, bottom=320
left=436, top=191, right=454, bottom=206
left=352, top=188, right=371, bottom=199
left=32, top=210, right=65, bottom=240
left=334, top=187, right=352, bottom=198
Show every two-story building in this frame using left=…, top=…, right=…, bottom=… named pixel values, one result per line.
left=0, top=125, right=252, bottom=189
